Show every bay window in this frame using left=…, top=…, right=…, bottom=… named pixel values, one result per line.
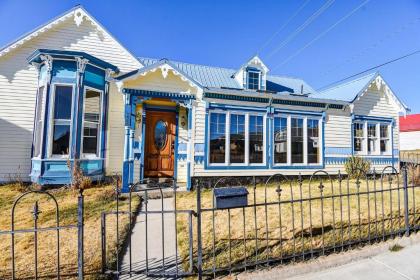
left=274, top=117, right=287, bottom=164
left=82, top=88, right=102, bottom=157
left=51, top=85, right=73, bottom=156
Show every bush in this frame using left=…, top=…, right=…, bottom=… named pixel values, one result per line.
left=345, top=156, right=371, bottom=179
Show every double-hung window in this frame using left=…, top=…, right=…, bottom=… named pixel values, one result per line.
left=230, top=114, right=246, bottom=164
left=249, top=115, right=264, bottom=164
left=354, top=122, right=364, bottom=153
left=209, top=113, right=226, bottom=164
left=274, top=117, right=288, bottom=164
left=82, top=88, right=102, bottom=157
left=367, top=123, right=377, bottom=153
left=291, top=118, right=304, bottom=163
left=307, top=119, right=320, bottom=164
left=247, top=71, right=260, bottom=90
left=380, top=124, right=390, bottom=153
left=51, top=85, right=73, bottom=157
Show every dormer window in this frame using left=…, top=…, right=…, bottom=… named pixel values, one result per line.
left=247, top=70, right=260, bottom=90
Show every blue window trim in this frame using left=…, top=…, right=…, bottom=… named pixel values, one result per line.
left=203, top=103, right=326, bottom=170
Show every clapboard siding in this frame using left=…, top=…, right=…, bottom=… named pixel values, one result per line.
left=0, top=16, right=140, bottom=182
left=324, top=111, right=352, bottom=149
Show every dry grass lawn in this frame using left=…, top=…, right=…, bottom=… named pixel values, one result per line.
left=177, top=175, right=420, bottom=274
left=0, top=183, right=139, bottom=280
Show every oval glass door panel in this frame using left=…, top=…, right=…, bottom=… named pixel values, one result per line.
left=154, top=120, right=167, bottom=150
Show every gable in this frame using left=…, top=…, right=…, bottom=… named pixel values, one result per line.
left=0, top=7, right=141, bottom=73
left=353, top=83, right=400, bottom=117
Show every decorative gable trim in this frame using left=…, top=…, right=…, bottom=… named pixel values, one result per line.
left=354, top=73, right=409, bottom=114
left=0, top=6, right=143, bottom=68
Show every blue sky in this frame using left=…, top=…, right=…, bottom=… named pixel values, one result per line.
left=1, top=0, right=419, bottom=112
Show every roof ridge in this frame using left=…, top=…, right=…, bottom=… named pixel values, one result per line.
left=319, top=72, right=378, bottom=93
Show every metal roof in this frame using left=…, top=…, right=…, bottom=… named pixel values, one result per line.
left=138, top=57, right=317, bottom=94
left=400, top=114, right=420, bottom=132
left=312, top=72, right=378, bottom=102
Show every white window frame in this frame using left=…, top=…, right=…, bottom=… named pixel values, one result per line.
left=207, top=110, right=266, bottom=167
left=379, top=123, right=391, bottom=155
left=81, top=86, right=103, bottom=159
left=247, top=70, right=260, bottom=90
left=354, top=122, right=365, bottom=155
left=273, top=115, right=322, bottom=166
left=367, top=122, right=378, bottom=155
left=273, top=114, right=289, bottom=166
left=33, top=85, right=46, bottom=159
left=353, top=120, right=392, bottom=156
left=48, top=83, right=75, bottom=159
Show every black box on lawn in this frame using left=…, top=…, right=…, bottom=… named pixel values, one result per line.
left=213, top=186, right=249, bottom=209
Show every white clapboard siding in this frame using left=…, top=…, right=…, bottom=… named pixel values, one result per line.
left=400, top=131, right=420, bottom=151
left=353, top=90, right=400, bottom=155
left=0, top=16, right=140, bottom=182
left=324, top=111, right=352, bottom=149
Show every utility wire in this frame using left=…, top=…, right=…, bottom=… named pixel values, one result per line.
left=256, top=0, right=311, bottom=55
left=318, top=49, right=420, bottom=90
left=272, top=0, right=370, bottom=71
left=266, top=0, right=336, bottom=59
left=320, top=16, right=420, bottom=77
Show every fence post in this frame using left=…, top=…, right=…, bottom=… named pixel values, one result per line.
left=77, top=190, right=84, bottom=280
left=101, top=212, right=106, bottom=274
left=196, top=183, right=203, bottom=280
left=402, top=167, right=410, bottom=237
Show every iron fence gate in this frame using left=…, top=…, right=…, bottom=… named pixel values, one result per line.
left=102, top=164, right=420, bottom=279
left=0, top=189, right=85, bottom=280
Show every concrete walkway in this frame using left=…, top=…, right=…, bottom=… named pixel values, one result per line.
left=120, top=197, right=183, bottom=279
left=288, top=242, right=420, bottom=280
left=237, top=234, right=420, bottom=280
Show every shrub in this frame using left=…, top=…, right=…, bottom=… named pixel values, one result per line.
left=345, top=156, right=371, bottom=179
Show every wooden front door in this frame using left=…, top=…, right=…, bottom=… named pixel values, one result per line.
left=144, top=110, right=176, bottom=177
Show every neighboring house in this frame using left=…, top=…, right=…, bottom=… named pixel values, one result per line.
left=0, top=6, right=409, bottom=192
left=400, top=114, right=420, bottom=151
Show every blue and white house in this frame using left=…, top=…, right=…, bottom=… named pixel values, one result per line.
left=0, top=6, right=408, bottom=192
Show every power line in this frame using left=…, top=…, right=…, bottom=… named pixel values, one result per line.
left=318, top=49, right=420, bottom=90
left=271, top=0, right=370, bottom=71
left=266, top=0, right=336, bottom=59
left=256, top=0, right=311, bottom=55
left=320, top=16, right=420, bottom=77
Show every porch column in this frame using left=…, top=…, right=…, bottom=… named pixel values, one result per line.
left=122, top=93, right=135, bottom=193
left=186, top=101, right=193, bottom=190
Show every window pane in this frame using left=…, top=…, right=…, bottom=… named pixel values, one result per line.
left=249, top=115, right=264, bottom=164
left=368, top=123, right=376, bottom=153
left=54, top=85, right=73, bottom=120
left=83, top=90, right=101, bottom=155
left=52, top=124, right=70, bottom=155
left=291, top=118, right=303, bottom=163
left=230, top=114, right=245, bottom=163
left=354, top=123, right=364, bottom=152
left=34, top=86, right=45, bottom=157
left=247, top=71, right=260, bottom=90
left=380, top=124, right=389, bottom=153
left=274, top=117, right=287, bottom=164
left=209, top=113, right=226, bottom=163
left=52, top=85, right=73, bottom=156
left=307, top=119, right=319, bottom=164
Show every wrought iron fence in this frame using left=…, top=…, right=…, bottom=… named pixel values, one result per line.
left=100, top=165, right=419, bottom=279
left=0, top=189, right=85, bottom=280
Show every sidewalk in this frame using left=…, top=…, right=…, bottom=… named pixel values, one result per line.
left=237, top=234, right=420, bottom=280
